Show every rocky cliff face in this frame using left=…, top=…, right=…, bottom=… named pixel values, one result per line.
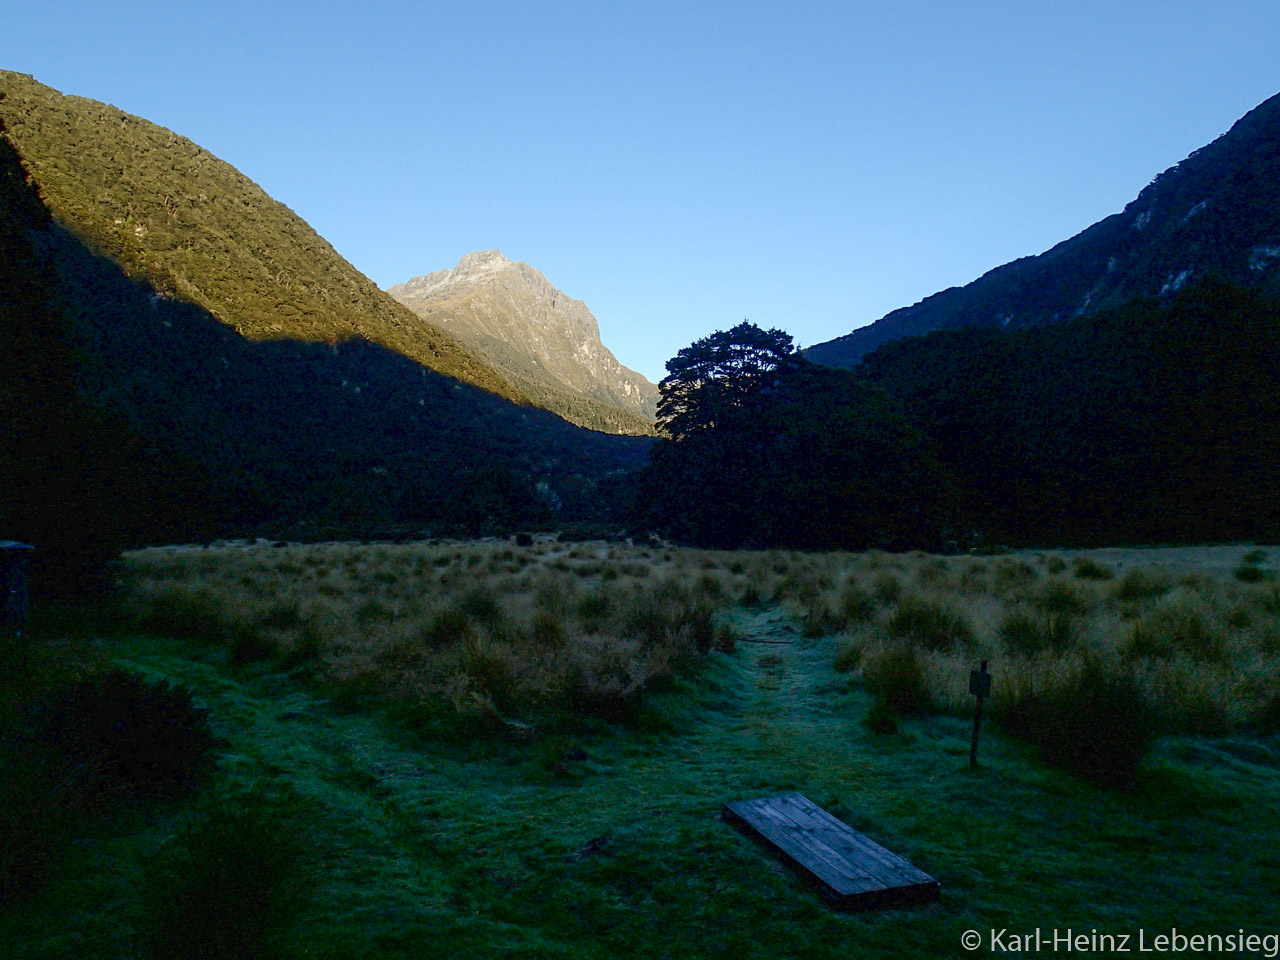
left=389, top=251, right=658, bottom=433
left=807, top=90, right=1280, bottom=369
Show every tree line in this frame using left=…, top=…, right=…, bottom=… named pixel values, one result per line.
left=633, top=281, right=1280, bottom=551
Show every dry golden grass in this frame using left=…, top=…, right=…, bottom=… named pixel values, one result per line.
left=119, top=539, right=1280, bottom=737
left=816, top=546, right=1280, bottom=733
left=119, top=539, right=742, bottom=728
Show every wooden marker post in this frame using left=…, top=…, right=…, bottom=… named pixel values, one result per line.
left=968, top=660, right=991, bottom=768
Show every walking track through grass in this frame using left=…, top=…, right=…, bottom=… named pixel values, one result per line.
left=6, top=595, right=1280, bottom=958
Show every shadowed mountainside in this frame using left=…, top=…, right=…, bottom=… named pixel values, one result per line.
left=1, top=79, right=650, bottom=592
left=0, top=70, right=528, bottom=403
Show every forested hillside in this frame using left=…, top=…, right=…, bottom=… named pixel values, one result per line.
left=0, top=70, right=524, bottom=402
left=0, top=95, right=648, bottom=595
left=636, top=286, right=1280, bottom=550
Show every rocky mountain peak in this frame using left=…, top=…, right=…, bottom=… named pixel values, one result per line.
left=455, top=248, right=511, bottom=274
left=388, top=253, right=657, bottom=434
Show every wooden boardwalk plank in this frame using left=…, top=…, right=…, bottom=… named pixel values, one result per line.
left=771, top=795, right=937, bottom=887
left=723, top=793, right=940, bottom=910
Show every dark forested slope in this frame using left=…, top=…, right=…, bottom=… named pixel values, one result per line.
left=0, top=85, right=648, bottom=593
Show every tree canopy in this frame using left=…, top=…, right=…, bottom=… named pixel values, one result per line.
left=657, top=322, right=797, bottom=441
left=637, top=322, right=945, bottom=549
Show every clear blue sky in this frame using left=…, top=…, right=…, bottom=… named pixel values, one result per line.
left=7, top=1, right=1280, bottom=383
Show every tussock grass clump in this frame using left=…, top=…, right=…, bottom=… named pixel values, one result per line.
left=885, top=595, right=974, bottom=651
left=861, top=642, right=933, bottom=732
left=1112, top=567, right=1173, bottom=602
left=1041, top=554, right=1068, bottom=575
left=999, top=608, right=1074, bottom=655
left=1124, top=596, right=1226, bottom=662
left=1031, top=577, right=1093, bottom=616
left=1001, top=661, right=1156, bottom=788
left=1072, top=557, right=1114, bottom=580
left=873, top=572, right=904, bottom=603
left=992, top=558, right=1039, bottom=592
left=833, top=640, right=862, bottom=674
left=1235, top=564, right=1270, bottom=583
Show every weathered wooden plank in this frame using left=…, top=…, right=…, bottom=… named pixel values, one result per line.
left=735, top=801, right=880, bottom=895
left=723, top=793, right=940, bottom=910
left=771, top=795, right=936, bottom=887
left=744, top=798, right=885, bottom=890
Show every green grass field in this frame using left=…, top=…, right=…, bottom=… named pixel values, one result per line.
left=4, top=541, right=1280, bottom=958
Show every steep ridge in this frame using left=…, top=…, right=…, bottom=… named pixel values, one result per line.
left=0, top=70, right=526, bottom=403
left=808, top=91, right=1280, bottom=368
left=389, top=251, right=658, bottom=435
left=0, top=75, right=651, bottom=558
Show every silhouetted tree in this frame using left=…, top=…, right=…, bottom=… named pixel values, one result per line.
left=636, top=322, right=948, bottom=549
left=657, top=321, right=798, bottom=441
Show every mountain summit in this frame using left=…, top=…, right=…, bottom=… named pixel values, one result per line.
left=807, top=91, right=1280, bottom=368
left=390, top=252, right=658, bottom=435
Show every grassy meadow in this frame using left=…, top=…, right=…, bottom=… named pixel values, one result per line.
left=4, top=538, right=1280, bottom=958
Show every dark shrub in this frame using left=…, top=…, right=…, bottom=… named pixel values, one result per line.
left=35, top=668, right=223, bottom=805
left=1, top=666, right=223, bottom=903
left=1072, top=557, right=1114, bottom=581
left=0, top=752, right=65, bottom=904
left=1001, top=663, right=1156, bottom=788
left=142, top=793, right=307, bottom=960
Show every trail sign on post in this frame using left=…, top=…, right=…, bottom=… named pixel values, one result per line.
left=968, top=660, right=991, bottom=768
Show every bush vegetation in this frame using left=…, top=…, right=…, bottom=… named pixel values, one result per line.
left=141, top=791, right=309, bottom=960
left=0, top=644, right=223, bottom=904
